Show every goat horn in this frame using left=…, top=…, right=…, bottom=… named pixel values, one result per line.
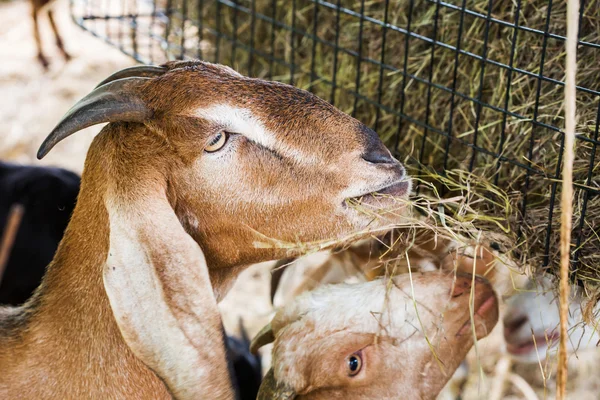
left=257, top=369, right=296, bottom=400
left=95, top=65, right=167, bottom=88
left=270, top=257, right=296, bottom=304
left=37, top=77, right=153, bottom=159
left=250, top=322, right=275, bottom=355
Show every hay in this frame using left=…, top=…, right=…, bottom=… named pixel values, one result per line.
left=175, top=0, right=600, bottom=290
left=81, top=0, right=600, bottom=287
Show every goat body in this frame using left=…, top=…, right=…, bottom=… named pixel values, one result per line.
left=0, top=162, right=79, bottom=305
left=0, top=61, right=411, bottom=398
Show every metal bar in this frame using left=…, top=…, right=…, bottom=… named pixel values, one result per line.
left=329, top=0, right=342, bottom=104
left=268, top=0, right=276, bottom=80
left=392, top=0, right=414, bottom=156
left=248, top=0, right=256, bottom=75
left=416, top=0, right=441, bottom=195
left=196, top=0, right=204, bottom=59
left=519, top=0, right=554, bottom=242
left=308, top=1, right=319, bottom=90
left=352, top=0, right=366, bottom=118
left=289, top=0, right=296, bottom=85
left=374, top=0, right=391, bottom=132
left=442, top=0, right=467, bottom=173
left=468, top=0, right=494, bottom=172
left=494, top=0, right=522, bottom=186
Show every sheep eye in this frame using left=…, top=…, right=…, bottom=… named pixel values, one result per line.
left=346, top=352, right=362, bottom=376
left=205, top=131, right=228, bottom=152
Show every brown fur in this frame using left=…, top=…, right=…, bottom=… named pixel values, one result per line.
left=0, top=61, right=409, bottom=398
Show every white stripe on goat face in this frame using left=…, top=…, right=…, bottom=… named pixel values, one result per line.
left=193, top=104, right=318, bottom=165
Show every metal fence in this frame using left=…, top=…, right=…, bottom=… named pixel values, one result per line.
left=72, top=0, right=600, bottom=277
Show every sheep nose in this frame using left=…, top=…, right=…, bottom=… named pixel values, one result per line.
left=503, top=315, right=528, bottom=337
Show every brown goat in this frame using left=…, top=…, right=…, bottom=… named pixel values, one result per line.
left=31, top=0, right=71, bottom=68
left=0, top=61, right=411, bottom=398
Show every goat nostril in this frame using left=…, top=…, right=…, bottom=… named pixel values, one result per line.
left=361, top=150, right=395, bottom=165
left=504, top=315, right=528, bottom=336
left=451, top=281, right=471, bottom=297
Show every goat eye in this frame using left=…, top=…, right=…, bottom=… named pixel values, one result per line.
left=204, top=132, right=228, bottom=152
left=346, top=352, right=362, bottom=376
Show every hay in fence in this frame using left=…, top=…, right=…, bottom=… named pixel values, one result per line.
left=171, top=0, right=600, bottom=291
left=80, top=0, right=600, bottom=289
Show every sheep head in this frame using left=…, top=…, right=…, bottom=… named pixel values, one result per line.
left=252, top=271, right=499, bottom=399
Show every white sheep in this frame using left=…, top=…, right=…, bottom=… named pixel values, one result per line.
left=252, top=271, right=499, bottom=399
left=504, top=275, right=600, bottom=364
left=0, top=61, right=411, bottom=399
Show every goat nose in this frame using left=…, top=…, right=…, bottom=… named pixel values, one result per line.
left=362, top=150, right=395, bottom=164
left=451, top=274, right=473, bottom=297
left=362, top=149, right=395, bottom=164
left=360, top=125, right=397, bottom=164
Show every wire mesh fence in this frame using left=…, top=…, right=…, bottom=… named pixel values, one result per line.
left=72, top=0, right=600, bottom=280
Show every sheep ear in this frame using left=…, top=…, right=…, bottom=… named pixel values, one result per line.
left=250, top=322, right=275, bottom=354
left=257, top=369, right=296, bottom=400
left=102, top=190, right=232, bottom=398
left=37, top=76, right=154, bottom=159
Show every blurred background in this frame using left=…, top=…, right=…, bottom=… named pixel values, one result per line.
left=1, top=0, right=599, bottom=398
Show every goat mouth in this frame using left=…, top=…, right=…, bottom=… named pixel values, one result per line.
left=456, top=289, right=499, bottom=339
left=505, top=332, right=558, bottom=356
left=345, top=179, right=411, bottom=207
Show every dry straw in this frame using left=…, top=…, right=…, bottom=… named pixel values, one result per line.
left=195, top=0, right=600, bottom=291
left=557, top=0, right=580, bottom=397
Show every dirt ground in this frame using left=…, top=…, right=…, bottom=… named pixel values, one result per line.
left=1, top=1, right=599, bottom=398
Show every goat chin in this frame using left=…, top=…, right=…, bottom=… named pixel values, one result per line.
left=0, top=61, right=411, bottom=399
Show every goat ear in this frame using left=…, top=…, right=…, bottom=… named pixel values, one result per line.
left=250, top=322, right=275, bottom=354
left=37, top=76, right=155, bottom=159
left=102, top=190, right=233, bottom=398
left=258, top=369, right=296, bottom=400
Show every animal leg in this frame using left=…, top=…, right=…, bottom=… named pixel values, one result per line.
left=47, top=9, right=71, bottom=62
left=32, top=9, right=49, bottom=69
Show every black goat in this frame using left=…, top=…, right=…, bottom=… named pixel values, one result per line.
left=227, top=320, right=263, bottom=400
left=0, top=161, right=79, bottom=305
left=0, top=161, right=262, bottom=395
